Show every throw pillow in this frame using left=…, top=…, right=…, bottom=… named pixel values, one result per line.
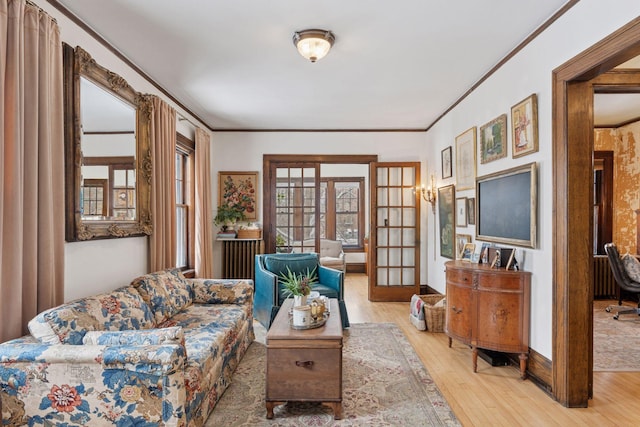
left=131, top=269, right=193, bottom=324
left=622, top=253, right=640, bottom=282
left=28, top=286, right=155, bottom=345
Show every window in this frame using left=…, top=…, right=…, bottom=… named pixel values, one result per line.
left=320, top=178, right=365, bottom=249
left=176, top=134, right=195, bottom=269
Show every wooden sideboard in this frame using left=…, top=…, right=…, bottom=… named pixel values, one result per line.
left=445, top=260, right=531, bottom=379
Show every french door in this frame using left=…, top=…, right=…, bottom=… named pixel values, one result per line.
left=369, top=162, right=421, bottom=301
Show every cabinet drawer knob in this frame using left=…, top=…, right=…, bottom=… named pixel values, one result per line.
left=451, top=306, right=463, bottom=314
left=295, top=360, right=314, bottom=368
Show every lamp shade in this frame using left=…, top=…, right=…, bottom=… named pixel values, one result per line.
left=293, top=29, right=335, bottom=63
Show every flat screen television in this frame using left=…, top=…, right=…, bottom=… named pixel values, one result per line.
left=476, top=162, right=537, bottom=248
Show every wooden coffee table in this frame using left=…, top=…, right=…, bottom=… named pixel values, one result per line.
left=265, top=298, right=343, bottom=419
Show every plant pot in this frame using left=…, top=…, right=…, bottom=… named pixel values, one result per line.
left=293, top=295, right=307, bottom=307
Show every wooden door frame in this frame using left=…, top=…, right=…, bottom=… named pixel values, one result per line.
left=552, top=16, right=640, bottom=407
left=369, top=161, right=421, bottom=302
left=263, top=155, right=378, bottom=251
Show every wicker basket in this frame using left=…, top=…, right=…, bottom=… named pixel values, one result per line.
left=236, top=228, right=262, bottom=239
left=419, top=294, right=446, bottom=333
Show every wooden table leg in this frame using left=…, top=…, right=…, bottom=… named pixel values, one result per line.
left=327, top=402, right=342, bottom=420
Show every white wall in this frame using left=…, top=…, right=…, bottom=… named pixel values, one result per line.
left=35, top=0, right=212, bottom=301
left=212, top=132, right=427, bottom=276
left=424, top=0, right=640, bottom=359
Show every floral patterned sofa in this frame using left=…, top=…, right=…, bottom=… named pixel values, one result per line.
left=0, top=269, right=254, bottom=426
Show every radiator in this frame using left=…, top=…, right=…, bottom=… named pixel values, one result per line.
left=593, top=255, right=617, bottom=299
left=222, top=239, right=264, bottom=281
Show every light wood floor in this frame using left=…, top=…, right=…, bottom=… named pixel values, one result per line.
left=343, top=274, right=640, bottom=427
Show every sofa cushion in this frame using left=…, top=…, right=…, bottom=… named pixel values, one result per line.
left=157, top=304, right=251, bottom=417
left=263, top=253, right=318, bottom=278
left=82, top=326, right=185, bottom=346
left=28, top=286, right=155, bottom=345
left=131, top=269, right=194, bottom=324
left=622, top=253, right=640, bottom=282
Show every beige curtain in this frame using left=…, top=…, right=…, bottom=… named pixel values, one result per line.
left=149, top=96, right=177, bottom=271
left=0, top=0, right=64, bottom=342
left=194, top=127, right=214, bottom=278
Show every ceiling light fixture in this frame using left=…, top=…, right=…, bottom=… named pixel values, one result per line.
left=293, top=29, right=335, bottom=63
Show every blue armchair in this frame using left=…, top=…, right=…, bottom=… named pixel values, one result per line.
left=254, top=253, right=350, bottom=329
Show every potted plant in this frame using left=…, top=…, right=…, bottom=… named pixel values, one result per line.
left=214, top=204, right=246, bottom=231
left=279, top=266, right=318, bottom=307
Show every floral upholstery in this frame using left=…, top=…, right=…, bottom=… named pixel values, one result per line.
left=27, top=286, right=155, bottom=345
left=82, top=326, right=185, bottom=347
left=131, top=269, right=194, bottom=324
left=0, top=275, right=254, bottom=427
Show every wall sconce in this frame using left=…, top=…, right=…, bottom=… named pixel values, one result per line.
left=418, top=175, right=437, bottom=213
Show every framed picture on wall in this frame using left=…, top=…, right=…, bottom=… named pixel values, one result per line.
left=455, top=127, right=477, bottom=190
left=456, top=197, right=467, bottom=227
left=218, top=171, right=259, bottom=221
left=511, top=94, right=539, bottom=158
left=466, top=197, right=476, bottom=225
left=441, top=146, right=453, bottom=179
left=479, top=114, right=508, bottom=164
left=438, top=184, right=456, bottom=259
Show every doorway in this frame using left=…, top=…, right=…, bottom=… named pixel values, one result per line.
left=552, top=17, right=640, bottom=407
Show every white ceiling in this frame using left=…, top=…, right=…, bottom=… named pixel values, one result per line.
left=57, top=0, right=577, bottom=131
left=57, top=1, right=640, bottom=131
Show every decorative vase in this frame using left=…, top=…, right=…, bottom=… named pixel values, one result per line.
left=293, top=295, right=307, bottom=307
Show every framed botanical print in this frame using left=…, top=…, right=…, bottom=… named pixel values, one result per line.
left=438, top=184, right=456, bottom=259
left=511, top=94, right=539, bottom=158
left=218, top=171, right=259, bottom=220
left=441, top=146, right=453, bottom=179
left=455, top=127, right=476, bottom=190
left=479, top=114, right=507, bottom=164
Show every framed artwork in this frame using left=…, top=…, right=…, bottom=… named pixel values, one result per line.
left=476, top=162, right=537, bottom=248
left=441, top=146, right=453, bottom=179
left=455, top=233, right=472, bottom=259
left=438, top=184, right=456, bottom=259
left=479, top=114, right=507, bottom=164
left=218, top=171, right=259, bottom=220
left=466, top=197, right=476, bottom=225
left=456, top=197, right=467, bottom=227
left=455, top=127, right=476, bottom=190
left=460, top=243, right=476, bottom=261
left=511, top=94, right=539, bottom=158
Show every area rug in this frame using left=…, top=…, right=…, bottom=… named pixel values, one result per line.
left=205, top=323, right=460, bottom=426
left=594, top=304, right=640, bottom=371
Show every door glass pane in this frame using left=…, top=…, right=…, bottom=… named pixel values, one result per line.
left=402, top=268, right=415, bottom=285
left=389, top=248, right=402, bottom=266
left=389, top=167, right=402, bottom=186
left=377, top=167, right=388, bottom=186
left=403, top=228, right=415, bottom=245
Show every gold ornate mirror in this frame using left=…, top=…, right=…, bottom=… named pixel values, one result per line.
left=63, top=44, right=153, bottom=241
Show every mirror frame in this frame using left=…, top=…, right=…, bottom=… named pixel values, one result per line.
left=63, top=44, right=153, bottom=241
